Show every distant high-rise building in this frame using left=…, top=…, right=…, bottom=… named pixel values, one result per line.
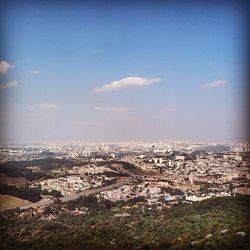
left=189, top=175, right=195, bottom=185
left=168, top=160, right=173, bottom=167
left=175, top=155, right=185, bottom=161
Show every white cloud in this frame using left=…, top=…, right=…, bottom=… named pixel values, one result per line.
left=31, top=70, right=40, bottom=74
left=68, top=121, right=97, bottom=126
left=27, top=105, right=36, bottom=110
left=95, top=49, right=104, bottom=54
left=0, top=60, right=11, bottom=74
left=202, top=80, right=227, bottom=90
left=112, top=116, right=139, bottom=121
left=162, top=106, right=175, bottom=112
left=93, top=76, right=161, bottom=93
left=40, top=103, right=61, bottom=110
left=0, top=80, right=18, bottom=90
left=95, top=106, right=128, bottom=112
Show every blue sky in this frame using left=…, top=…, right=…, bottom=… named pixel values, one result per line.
left=0, top=1, right=247, bottom=142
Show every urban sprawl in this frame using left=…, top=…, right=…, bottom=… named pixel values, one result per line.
left=1, top=141, right=249, bottom=212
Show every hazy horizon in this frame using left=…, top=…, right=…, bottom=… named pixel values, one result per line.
left=0, top=1, right=248, bottom=143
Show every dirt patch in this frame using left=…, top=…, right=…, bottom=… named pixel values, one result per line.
left=0, top=194, right=32, bottom=211
left=0, top=173, right=29, bottom=186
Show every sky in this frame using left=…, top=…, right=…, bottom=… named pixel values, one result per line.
left=0, top=1, right=248, bottom=143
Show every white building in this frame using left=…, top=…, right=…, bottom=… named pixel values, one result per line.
left=175, top=155, right=185, bottom=161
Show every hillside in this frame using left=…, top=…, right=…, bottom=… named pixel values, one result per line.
left=0, top=195, right=32, bottom=211
left=0, top=195, right=249, bottom=249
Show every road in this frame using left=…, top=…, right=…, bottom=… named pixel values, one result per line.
left=18, top=177, right=132, bottom=210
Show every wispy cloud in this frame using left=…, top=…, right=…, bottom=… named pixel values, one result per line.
left=162, top=106, right=175, bottom=112
left=95, top=49, right=104, bottom=54
left=68, top=121, right=97, bottom=126
left=0, top=80, right=18, bottom=90
left=95, top=106, right=128, bottom=112
left=112, top=116, right=140, bottom=121
left=202, top=80, right=227, bottom=90
left=40, top=103, right=61, bottom=110
left=93, top=76, right=161, bottom=93
left=26, top=105, right=36, bottom=110
left=31, top=70, right=41, bottom=74
left=0, top=60, right=11, bottom=74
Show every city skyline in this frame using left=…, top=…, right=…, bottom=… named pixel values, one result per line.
left=0, top=1, right=248, bottom=143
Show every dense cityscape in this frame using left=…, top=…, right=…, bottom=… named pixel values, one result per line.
left=1, top=141, right=250, bottom=205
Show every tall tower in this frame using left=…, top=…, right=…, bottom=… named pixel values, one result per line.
left=189, top=175, right=195, bottom=185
